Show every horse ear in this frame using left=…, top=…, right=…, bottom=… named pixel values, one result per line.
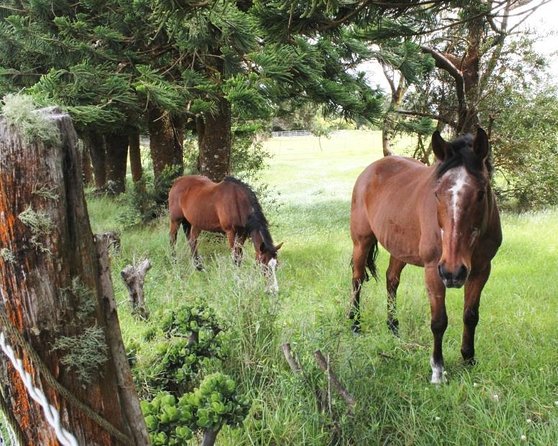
left=431, top=130, right=448, bottom=161
left=275, top=242, right=283, bottom=251
left=474, top=127, right=489, bottom=160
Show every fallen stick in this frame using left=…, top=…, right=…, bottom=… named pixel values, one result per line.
left=314, top=350, right=356, bottom=413
left=281, top=343, right=303, bottom=374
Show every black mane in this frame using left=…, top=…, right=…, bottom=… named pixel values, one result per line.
left=223, top=177, right=275, bottom=252
left=435, top=133, right=493, bottom=180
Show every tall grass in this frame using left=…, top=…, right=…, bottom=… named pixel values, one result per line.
left=87, top=130, right=558, bottom=445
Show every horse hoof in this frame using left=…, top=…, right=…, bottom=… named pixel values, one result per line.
left=386, top=320, right=400, bottom=337
left=463, top=357, right=477, bottom=366
left=351, top=324, right=361, bottom=335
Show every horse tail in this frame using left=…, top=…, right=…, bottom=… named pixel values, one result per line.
left=349, top=238, right=379, bottom=282
left=365, top=239, right=379, bottom=282
left=181, top=220, right=191, bottom=238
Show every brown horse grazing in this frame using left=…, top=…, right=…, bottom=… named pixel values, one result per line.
left=168, top=175, right=282, bottom=292
left=349, top=128, right=502, bottom=384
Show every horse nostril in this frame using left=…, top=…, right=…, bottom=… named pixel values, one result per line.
left=455, top=264, right=468, bottom=282
left=437, top=264, right=446, bottom=280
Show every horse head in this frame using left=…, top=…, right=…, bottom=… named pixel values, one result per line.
left=432, top=128, right=492, bottom=288
left=257, top=241, right=283, bottom=293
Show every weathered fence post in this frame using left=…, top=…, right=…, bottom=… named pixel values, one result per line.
left=0, top=107, right=149, bottom=445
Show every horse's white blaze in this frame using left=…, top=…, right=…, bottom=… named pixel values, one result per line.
left=267, top=258, right=279, bottom=293
left=448, top=167, right=470, bottom=225
left=430, top=356, right=445, bottom=384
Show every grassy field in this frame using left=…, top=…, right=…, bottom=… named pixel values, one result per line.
left=88, top=130, right=558, bottom=445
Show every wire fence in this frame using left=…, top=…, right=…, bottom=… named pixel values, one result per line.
left=271, top=130, right=312, bottom=137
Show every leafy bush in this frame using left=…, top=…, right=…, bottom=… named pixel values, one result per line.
left=483, top=79, right=558, bottom=210
left=137, top=303, right=250, bottom=445
left=132, top=303, right=227, bottom=398
left=142, top=392, right=193, bottom=445
left=141, top=373, right=250, bottom=446
left=117, top=165, right=182, bottom=227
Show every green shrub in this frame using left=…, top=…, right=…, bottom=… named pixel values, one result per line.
left=117, top=165, right=182, bottom=227
left=132, top=303, right=227, bottom=398
left=141, top=373, right=250, bottom=446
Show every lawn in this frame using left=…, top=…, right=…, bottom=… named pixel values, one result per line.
left=88, top=130, right=558, bottom=445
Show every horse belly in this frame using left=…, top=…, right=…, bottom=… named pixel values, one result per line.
left=373, top=214, right=424, bottom=266
left=182, top=201, right=221, bottom=232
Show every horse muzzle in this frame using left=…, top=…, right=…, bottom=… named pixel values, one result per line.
left=438, top=263, right=468, bottom=288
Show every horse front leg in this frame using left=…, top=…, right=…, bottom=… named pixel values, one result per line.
left=425, top=265, right=448, bottom=384
left=386, top=256, right=406, bottom=336
left=227, top=231, right=245, bottom=266
left=349, top=238, right=373, bottom=333
left=188, top=226, right=203, bottom=271
left=461, top=264, right=491, bottom=364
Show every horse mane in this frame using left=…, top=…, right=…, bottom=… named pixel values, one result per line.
left=223, top=177, right=275, bottom=251
left=435, top=133, right=493, bottom=180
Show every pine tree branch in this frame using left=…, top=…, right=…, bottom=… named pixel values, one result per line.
left=394, top=109, right=456, bottom=127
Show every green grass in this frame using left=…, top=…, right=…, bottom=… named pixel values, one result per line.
left=87, top=130, right=558, bottom=445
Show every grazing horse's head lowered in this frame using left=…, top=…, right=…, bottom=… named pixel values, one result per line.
left=432, top=128, right=492, bottom=288
left=349, top=127, right=502, bottom=384
left=168, top=175, right=282, bottom=292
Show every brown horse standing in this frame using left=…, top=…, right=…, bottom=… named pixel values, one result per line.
left=349, top=128, right=502, bottom=383
left=169, top=175, right=282, bottom=291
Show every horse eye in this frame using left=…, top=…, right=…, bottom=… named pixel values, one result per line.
left=477, top=190, right=485, bottom=202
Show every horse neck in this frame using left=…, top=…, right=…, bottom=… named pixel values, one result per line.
left=250, top=229, right=264, bottom=252
left=486, top=183, right=501, bottom=229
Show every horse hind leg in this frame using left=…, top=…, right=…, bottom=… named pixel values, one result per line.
left=349, top=235, right=378, bottom=333
left=181, top=220, right=191, bottom=239
left=386, top=256, right=406, bottom=336
left=169, top=218, right=182, bottom=255
left=188, top=226, right=204, bottom=271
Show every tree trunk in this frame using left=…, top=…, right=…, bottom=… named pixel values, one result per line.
left=83, top=129, right=107, bottom=190
left=128, top=130, right=143, bottom=184
left=105, top=132, right=129, bottom=195
left=148, top=106, right=184, bottom=180
left=201, top=428, right=220, bottom=446
left=0, top=109, right=149, bottom=445
left=197, top=96, right=232, bottom=182
left=380, top=66, right=407, bottom=157
left=459, top=11, right=483, bottom=134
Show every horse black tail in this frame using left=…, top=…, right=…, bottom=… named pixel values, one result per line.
left=366, top=240, right=379, bottom=282
left=350, top=239, right=379, bottom=282
left=181, top=220, right=191, bottom=238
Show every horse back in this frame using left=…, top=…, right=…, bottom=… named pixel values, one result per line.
left=168, top=175, right=217, bottom=225
left=169, top=175, right=251, bottom=232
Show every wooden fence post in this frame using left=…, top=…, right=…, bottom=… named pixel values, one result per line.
left=0, top=108, right=149, bottom=445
